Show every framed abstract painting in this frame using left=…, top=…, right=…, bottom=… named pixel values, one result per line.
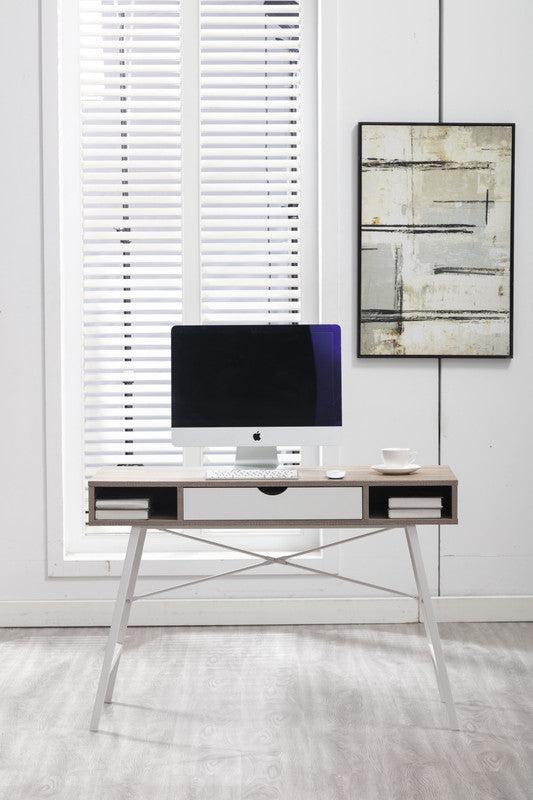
left=358, top=123, right=514, bottom=357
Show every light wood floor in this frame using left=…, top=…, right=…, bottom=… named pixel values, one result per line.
left=0, top=622, right=531, bottom=799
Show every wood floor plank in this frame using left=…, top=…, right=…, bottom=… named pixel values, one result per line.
left=0, top=622, right=531, bottom=799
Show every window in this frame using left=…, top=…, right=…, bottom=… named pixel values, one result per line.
left=46, top=0, right=323, bottom=575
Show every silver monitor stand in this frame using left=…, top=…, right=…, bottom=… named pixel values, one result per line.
left=235, top=446, right=278, bottom=469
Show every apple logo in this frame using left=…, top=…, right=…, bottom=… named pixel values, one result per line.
left=253, top=431, right=261, bottom=441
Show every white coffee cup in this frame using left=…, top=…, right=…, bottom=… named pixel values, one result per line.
left=381, top=448, right=417, bottom=468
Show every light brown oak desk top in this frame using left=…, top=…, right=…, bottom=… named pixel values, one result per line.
left=88, top=466, right=457, bottom=527
left=89, top=465, right=457, bottom=487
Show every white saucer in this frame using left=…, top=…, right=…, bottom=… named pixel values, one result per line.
left=371, top=464, right=421, bottom=475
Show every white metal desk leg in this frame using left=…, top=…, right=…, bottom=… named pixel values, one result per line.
left=405, top=525, right=459, bottom=730
left=104, top=530, right=146, bottom=705
left=90, top=525, right=147, bottom=731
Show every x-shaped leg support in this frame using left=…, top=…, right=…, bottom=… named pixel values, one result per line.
left=131, top=525, right=416, bottom=602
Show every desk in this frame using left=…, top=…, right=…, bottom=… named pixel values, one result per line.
left=88, top=465, right=458, bottom=731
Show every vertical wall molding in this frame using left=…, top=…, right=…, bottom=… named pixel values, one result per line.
left=437, top=0, right=444, bottom=595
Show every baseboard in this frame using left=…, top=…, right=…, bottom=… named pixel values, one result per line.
left=0, top=596, right=531, bottom=627
left=432, top=595, right=533, bottom=622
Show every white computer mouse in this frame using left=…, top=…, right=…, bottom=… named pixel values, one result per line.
left=325, top=470, right=346, bottom=480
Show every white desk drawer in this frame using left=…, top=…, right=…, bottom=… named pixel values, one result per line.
left=183, top=487, right=363, bottom=521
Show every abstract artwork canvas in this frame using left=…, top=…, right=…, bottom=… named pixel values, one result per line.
left=358, top=123, right=514, bottom=357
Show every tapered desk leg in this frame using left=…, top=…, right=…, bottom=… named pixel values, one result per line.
left=405, top=525, right=459, bottom=730
left=90, top=525, right=146, bottom=732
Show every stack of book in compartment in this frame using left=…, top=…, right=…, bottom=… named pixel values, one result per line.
left=95, top=498, right=150, bottom=520
left=388, top=496, right=442, bottom=519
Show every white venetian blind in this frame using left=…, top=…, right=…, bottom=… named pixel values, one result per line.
left=79, top=0, right=306, bottom=486
left=199, top=0, right=301, bottom=324
left=80, top=0, right=183, bottom=480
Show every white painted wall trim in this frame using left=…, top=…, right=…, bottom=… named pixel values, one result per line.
left=1, top=596, right=532, bottom=627
left=432, top=595, right=533, bottom=623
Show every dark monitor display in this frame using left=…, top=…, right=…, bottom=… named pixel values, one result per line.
left=171, top=324, right=342, bottom=429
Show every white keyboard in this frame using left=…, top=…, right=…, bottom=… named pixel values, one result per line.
left=205, top=467, right=298, bottom=481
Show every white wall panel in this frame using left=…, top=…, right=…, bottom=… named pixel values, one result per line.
left=0, top=3, right=49, bottom=599
left=441, top=0, right=533, bottom=594
left=334, top=0, right=440, bottom=592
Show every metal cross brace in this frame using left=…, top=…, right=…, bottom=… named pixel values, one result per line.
left=132, top=525, right=416, bottom=602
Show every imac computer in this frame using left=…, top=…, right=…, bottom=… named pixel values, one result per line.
left=171, top=324, right=342, bottom=476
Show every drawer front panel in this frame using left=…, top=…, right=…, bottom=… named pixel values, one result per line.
left=183, top=487, right=363, bottom=521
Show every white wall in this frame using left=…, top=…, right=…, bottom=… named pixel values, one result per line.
left=440, top=0, right=533, bottom=596
left=0, top=0, right=531, bottom=621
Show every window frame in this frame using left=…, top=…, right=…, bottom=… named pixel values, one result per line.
left=43, top=0, right=340, bottom=577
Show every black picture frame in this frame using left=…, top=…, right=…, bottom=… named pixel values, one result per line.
left=357, top=122, right=515, bottom=358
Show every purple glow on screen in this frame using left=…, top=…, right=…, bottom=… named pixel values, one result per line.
left=309, top=324, right=342, bottom=426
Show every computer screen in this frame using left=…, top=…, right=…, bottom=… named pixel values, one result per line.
left=171, top=324, right=342, bottom=429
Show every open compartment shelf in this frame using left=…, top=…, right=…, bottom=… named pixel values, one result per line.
left=368, top=484, right=454, bottom=520
left=93, top=485, right=178, bottom=521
